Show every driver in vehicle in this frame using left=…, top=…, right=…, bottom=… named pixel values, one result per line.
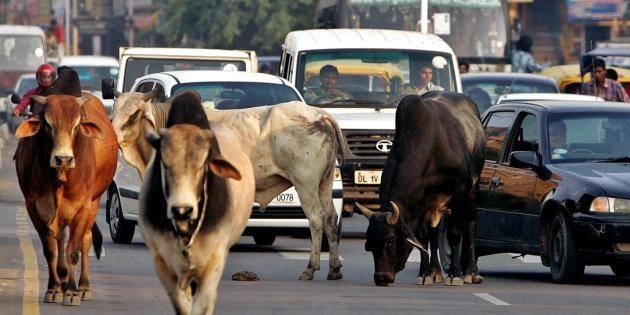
left=304, top=64, right=352, bottom=104
left=402, top=64, right=444, bottom=95
left=549, top=119, right=568, bottom=159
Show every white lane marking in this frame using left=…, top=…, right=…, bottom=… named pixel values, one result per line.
left=279, top=252, right=344, bottom=261
left=17, top=208, right=40, bottom=315
left=509, top=253, right=542, bottom=264
left=474, top=293, right=510, bottom=306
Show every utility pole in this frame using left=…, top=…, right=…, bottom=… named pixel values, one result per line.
left=420, top=0, right=428, bottom=34
left=128, top=0, right=134, bottom=47
left=65, top=0, right=71, bottom=50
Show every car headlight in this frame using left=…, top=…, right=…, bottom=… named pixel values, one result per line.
left=590, top=197, right=630, bottom=213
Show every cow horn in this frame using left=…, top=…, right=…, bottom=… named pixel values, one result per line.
left=142, top=89, right=157, bottom=102
left=354, top=202, right=374, bottom=219
left=386, top=201, right=400, bottom=225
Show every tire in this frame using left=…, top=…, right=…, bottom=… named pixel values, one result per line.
left=253, top=233, right=276, bottom=246
left=437, top=218, right=461, bottom=273
left=548, top=213, right=584, bottom=283
left=106, top=186, right=135, bottom=244
left=610, top=263, right=630, bottom=278
left=322, top=217, right=343, bottom=252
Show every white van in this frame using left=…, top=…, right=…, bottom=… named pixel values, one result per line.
left=102, top=47, right=257, bottom=98
left=59, top=55, right=119, bottom=113
left=280, top=29, right=461, bottom=212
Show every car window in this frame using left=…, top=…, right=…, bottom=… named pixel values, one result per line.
left=171, top=82, right=302, bottom=110
left=72, top=66, right=118, bottom=91
left=507, top=113, right=539, bottom=155
left=484, top=111, right=516, bottom=162
left=463, top=78, right=558, bottom=104
left=17, top=78, right=37, bottom=96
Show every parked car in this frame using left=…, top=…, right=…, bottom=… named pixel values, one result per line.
left=106, top=70, right=343, bottom=247
left=59, top=55, right=119, bottom=114
left=462, top=72, right=559, bottom=113
left=441, top=99, right=630, bottom=283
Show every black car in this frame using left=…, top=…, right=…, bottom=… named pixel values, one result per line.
left=462, top=73, right=559, bottom=113
left=443, top=100, right=630, bottom=283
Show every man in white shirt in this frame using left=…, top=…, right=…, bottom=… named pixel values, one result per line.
left=402, top=64, right=444, bottom=95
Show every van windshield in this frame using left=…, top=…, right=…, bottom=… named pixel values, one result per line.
left=171, top=82, right=301, bottom=110
left=297, top=50, right=455, bottom=108
left=123, top=58, right=246, bottom=91
left=0, top=35, right=45, bottom=71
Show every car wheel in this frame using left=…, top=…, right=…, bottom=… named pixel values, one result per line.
left=610, top=263, right=630, bottom=277
left=322, top=217, right=343, bottom=252
left=548, top=213, right=584, bottom=283
left=437, top=217, right=462, bottom=273
left=106, top=185, right=135, bottom=244
left=253, top=233, right=276, bottom=246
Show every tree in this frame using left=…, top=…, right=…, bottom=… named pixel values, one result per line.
left=155, top=0, right=316, bottom=55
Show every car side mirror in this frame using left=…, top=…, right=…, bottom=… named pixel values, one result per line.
left=509, top=150, right=539, bottom=170
left=101, top=78, right=115, bottom=99
left=10, top=93, right=21, bottom=104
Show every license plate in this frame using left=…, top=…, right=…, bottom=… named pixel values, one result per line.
left=274, top=192, right=298, bottom=204
left=354, top=170, right=382, bottom=185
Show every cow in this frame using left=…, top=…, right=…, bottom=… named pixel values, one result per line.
left=139, top=91, right=255, bottom=314
left=111, top=91, right=348, bottom=281
left=355, top=92, right=485, bottom=287
left=14, top=91, right=118, bottom=305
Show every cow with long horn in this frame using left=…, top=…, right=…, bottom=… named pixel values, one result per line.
left=355, top=92, right=485, bottom=287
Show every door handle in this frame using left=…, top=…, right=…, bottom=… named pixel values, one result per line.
left=490, top=177, right=500, bottom=190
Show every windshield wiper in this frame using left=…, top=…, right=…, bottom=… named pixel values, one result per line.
left=595, top=156, right=630, bottom=163
left=326, top=99, right=384, bottom=106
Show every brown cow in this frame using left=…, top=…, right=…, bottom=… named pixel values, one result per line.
left=14, top=94, right=117, bottom=306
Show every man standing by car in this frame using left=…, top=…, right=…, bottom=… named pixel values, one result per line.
left=581, top=59, right=630, bottom=103
left=304, top=64, right=352, bottom=104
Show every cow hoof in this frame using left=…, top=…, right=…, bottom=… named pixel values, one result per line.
left=43, top=290, right=63, bottom=303
left=415, top=275, right=434, bottom=285
left=80, top=288, right=92, bottom=301
left=433, top=273, right=444, bottom=284
left=62, top=291, right=82, bottom=306
left=464, top=273, right=484, bottom=284
left=298, top=270, right=315, bottom=281
left=444, top=276, right=464, bottom=286
left=327, top=270, right=343, bottom=280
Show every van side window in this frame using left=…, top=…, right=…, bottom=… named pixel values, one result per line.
left=484, top=111, right=516, bottom=162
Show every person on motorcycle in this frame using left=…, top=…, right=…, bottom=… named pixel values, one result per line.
left=13, top=63, right=56, bottom=117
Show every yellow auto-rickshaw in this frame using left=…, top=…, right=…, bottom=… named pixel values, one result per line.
left=540, top=64, right=630, bottom=94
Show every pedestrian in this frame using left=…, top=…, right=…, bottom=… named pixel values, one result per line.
left=459, top=61, right=470, bottom=74
left=511, top=35, right=548, bottom=73
left=580, top=59, right=630, bottom=103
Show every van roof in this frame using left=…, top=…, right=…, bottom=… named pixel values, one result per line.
left=283, top=29, right=455, bottom=54
left=0, top=25, right=45, bottom=36
left=119, top=47, right=252, bottom=59
left=60, top=55, right=119, bottom=67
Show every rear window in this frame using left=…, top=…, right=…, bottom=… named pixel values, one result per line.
left=171, top=82, right=302, bottom=110
left=463, top=77, right=559, bottom=112
left=123, top=58, right=246, bottom=91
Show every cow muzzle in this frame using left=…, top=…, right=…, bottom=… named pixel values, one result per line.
left=51, top=154, right=75, bottom=168
left=374, top=272, right=395, bottom=286
left=171, top=205, right=194, bottom=221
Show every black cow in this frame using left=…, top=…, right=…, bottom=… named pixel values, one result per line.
left=355, top=92, right=485, bottom=287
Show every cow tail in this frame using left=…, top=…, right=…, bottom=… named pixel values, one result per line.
left=92, top=223, right=103, bottom=260
left=326, top=114, right=351, bottom=164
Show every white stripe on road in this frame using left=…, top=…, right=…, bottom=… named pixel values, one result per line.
left=279, top=252, right=344, bottom=261
left=473, top=293, right=510, bottom=306
left=17, top=208, right=40, bottom=315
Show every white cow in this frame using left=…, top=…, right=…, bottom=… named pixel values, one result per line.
left=113, top=91, right=348, bottom=280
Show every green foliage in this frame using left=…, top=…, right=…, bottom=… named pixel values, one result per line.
left=155, top=0, right=316, bottom=55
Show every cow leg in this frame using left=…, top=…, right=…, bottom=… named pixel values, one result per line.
left=415, top=236, right=433, bottom=285
left=429, top=228, right=443, bottom=284
left=295, top=187, right=322, bottom=281
left=192, top=251, right=227, bottom=315
left=319, top=171, right=343, bottom=280
left=444, top=215, right=464, bottom=286
left=78, top=229, right=93, bottom=300
left=57, top=228, right=69, bottom=291
left=153, top=254, right=191, bottom=315
left=63, top=206, right=96, bottom=306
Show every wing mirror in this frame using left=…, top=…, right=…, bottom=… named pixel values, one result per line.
left=509, top=150, right=539, bottom=170
left=101, top=78, right=115, bottom=99
left=10, top=93, right=21, bottom=104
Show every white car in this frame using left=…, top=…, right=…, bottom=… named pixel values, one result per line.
left=496, top=93, right=605, bottom=104
left=59, top=55, right=119, bottom=113
left=2, top=74, right=37, bottom=132
left=106, top=70, right=343, bottom=246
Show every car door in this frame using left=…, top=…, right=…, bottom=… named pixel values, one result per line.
left=477, top=110, right=516, bottom=243
left=492, top=112, right=540, bottom=245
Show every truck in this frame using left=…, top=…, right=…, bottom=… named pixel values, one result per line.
left=0, top=25, right=46, bottom=93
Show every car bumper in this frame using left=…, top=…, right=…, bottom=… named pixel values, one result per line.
left=572, top=213, right=630, bottom=264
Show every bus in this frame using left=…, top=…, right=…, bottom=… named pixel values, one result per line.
left=315, top=0, right=510, bottom=70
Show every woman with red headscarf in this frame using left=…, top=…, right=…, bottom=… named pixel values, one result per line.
left=13, top=64, right=57, bottom=117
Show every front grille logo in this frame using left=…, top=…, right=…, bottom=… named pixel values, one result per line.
left=376, top=140, right=393, bottom=153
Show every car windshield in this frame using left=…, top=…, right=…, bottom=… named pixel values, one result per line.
left=73, top=66, right=118, bottom=91
left=297, top=50, right=455, bottom=108
left=123, top=58, right=247, bottom=91
left=171, top=82, right=302, bottom=109
left=16, top=77, right=37, bottom=96
left=0, top=35, right=45, bottom=71
left=463, top=77, right=558, bottom=112
left=547, top=113, right=630, bottom=163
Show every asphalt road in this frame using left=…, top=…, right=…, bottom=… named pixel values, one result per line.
left=1, top=137, right=630, bottom=315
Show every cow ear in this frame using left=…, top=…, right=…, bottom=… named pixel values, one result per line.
left=31, top=95, right=47, bottom=105
left=15, top=118, right=42, bottom=138
left=75, top=96, right=92, bottom=108
left=208, top=156, right=242, bottom=180
left=80, top=121, right=104, bottom=139
left=145, top=129, right=163, bottom=150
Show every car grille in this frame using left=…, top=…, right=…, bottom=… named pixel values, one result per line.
left=250, top=206, right=306, bottom=219
left=342, top=129, right=395, bottom=160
